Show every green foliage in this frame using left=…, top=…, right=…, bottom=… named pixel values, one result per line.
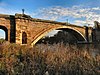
left=0, top=39, right=5, bottom=44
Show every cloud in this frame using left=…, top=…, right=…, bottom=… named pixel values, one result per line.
left=0, top=7, right=20, bottom=15
left=0, top=0, right=7, bottom=6
left=0, top=3, right=100, bottom=27
left=0, top=7, right=31, bottom=15
left=74, top=20, right=87, bottom=26
left=0, top=1, right=15, bottom=14
left=34, top=6, right=100, bottom=26
left=0, top=2, right=6, bottom=6
left=0, top=1, right=28, bottom=15
left=0, top=4, right=32, bottom=16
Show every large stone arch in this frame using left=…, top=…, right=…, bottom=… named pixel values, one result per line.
left=0, top=25, right=8, bottom=40
left=31, top=26, right=86, bottom=46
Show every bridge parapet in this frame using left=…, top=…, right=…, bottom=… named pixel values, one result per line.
left=0, top=14, right=10, bottom=18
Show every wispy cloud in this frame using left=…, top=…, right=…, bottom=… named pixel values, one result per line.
left=0, top=1, right=26, bottom=15
left=0, top=7, right=20, bottom=15
left=0, top=0, right=7, bottom=6
left=0, top=2, right=100, bottom=27
left=0, top=1, right=14, bottom=14
left=0, top=5, right=32, bottom=16
left=34, top=6, right=100, bottom=26
left=0, top=3, right=6, bottom=6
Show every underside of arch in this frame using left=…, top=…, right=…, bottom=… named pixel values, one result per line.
left=58, top=28, right=85, bottom=41
left=31, top=26, right=86, bottom=46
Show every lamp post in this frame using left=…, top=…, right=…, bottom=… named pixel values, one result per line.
left=66, top=19, right=68, bottom=25
left=22, top=9, right=25, bottom=15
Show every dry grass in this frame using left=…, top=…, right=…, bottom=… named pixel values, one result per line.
left=0, top=42, right=100, bottom=75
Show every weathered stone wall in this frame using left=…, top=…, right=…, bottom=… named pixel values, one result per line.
left=0, top=14, right=11, bottom=41
left=0, top=14, right=93, bottom=46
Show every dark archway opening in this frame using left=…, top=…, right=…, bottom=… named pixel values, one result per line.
left=22, top=32, right=27, bottom=44
left=36, top=28, right=85, bottom=45
left=0, top=26, right=8, bottom=41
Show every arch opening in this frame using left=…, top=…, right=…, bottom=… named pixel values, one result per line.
left=22, top=32, right=27, bottom=44
left=0, top=25, right=8, bottom=41
left=34, top=28, right=86, bottom=45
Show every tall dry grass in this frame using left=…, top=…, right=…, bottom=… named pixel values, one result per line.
left=0, top=42, right=100, bottom=75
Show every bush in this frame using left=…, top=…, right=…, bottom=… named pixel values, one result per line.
left=0, top=43, right=100, bottom=75
left=0, top=39, right=5, bottom=44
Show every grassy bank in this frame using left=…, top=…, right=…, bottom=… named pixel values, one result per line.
left=0, top=42, right=100, bottom=75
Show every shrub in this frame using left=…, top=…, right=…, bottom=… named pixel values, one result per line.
left=0, top=39, right=5, bottom=44
left=0, top=43, right=99, bottom=75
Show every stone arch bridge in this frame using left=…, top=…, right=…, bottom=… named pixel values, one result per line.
left=0, top=14, right=93, bottom=46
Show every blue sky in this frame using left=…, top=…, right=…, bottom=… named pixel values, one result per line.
left=0, top=0, right=100, bottom=38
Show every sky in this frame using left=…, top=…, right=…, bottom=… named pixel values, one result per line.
left=0, top=0, right=100, bottom=38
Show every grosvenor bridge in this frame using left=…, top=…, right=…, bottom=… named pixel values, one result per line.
left=0, top=14, right=93, bottom=46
